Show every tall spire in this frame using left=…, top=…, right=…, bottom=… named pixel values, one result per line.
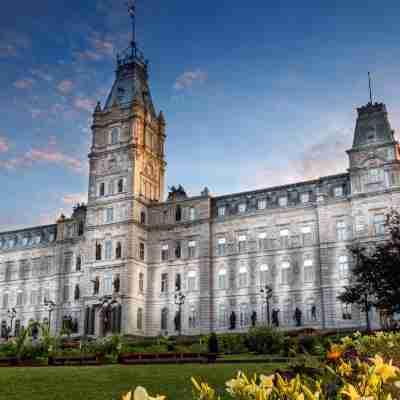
left=368, top=71, right=373, bottom=104
left=127, top=0, right=136, bottom=48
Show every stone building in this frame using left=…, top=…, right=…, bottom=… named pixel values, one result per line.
left=1, top=12, right=400, bottom=337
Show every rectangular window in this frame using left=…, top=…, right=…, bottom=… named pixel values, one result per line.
left=217, top=238, right=226, bottom=256
left=258, top=232, right=268, bottom=250
left=139, top=242, right=145, bottom=261
left=62, top=286, right=69, bottom=302
left=339, top=255, right=349, bottom=279
left=281, top=262, right=290, bottom=285
left=106, top=208, right=114, bottom=223
left=260, top=265, right=269, bottom=286
left=304, top=259, right=314, bottom=282
left=2, top=293, right=8, bottom=309
left=301, top=226, right=312, bottom=245
left=342, top=303, right=352, bottom=320
left=161, top=244, right=169, bottom=261
left=279, top=196, right=288, bottom=207
left=16, top=291, right=23, bottom=306
left=103, top=272, right=113, bottom=295
left=238, top=267, right=247, bottom=288
left=189, top=208, right=196, bottom=221
left=108, top=180, right=114, bottom=196
left=301, top=192, right=310, bottom=204
left=218, top=270, right=227, bottom=290
left=374, top=214, right=385, bottom=236
left=218, top=206, right=226, bottom=217
left=188, top=241, right=196, bottom=258
left=187, top=272, right=196, bottom=291
left=219, top=304, right=228, bottom=328
left=105, top=241, right=113, bottom=260
left=238, top=235, right=247, bottom=253
left=336, top=221, right=347, bottom=241
left=161, top=273, right=169, bottom=293
left=139, top=272, right=144, bottom=293
left=63, top=253, right=72, bottom=274
left=280, top=229, right=290, bottom=248
left=257, top=199, right=267, bottom=210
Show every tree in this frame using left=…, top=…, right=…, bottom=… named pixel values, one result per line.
left=338, top=209, right=400, bottom=329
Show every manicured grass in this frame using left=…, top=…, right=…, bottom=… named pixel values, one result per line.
left=0, top=363, right=284, bottom=400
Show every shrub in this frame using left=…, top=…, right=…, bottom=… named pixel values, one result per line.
left=298, top=334, right=324, bottom=355
left=246, top=327, right=286, bottom=355
left=214, top=334, right=247, bottom=354
left=208, top=332, right=219, bottom=354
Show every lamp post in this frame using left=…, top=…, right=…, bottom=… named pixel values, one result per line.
left=260, top=285, right=273, bottom=327
left=174, top=291, right=186, bottom=336
left=44, top=299, right=56, bottom=333
left=7, top=308, right=16, bottom=339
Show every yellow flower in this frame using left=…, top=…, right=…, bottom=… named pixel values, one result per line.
left=134, top=387, right=149, bottom=400
left=338, top=360, right=352, bottom=377
left=122, top=392, right=132, bottom=400
left=370, top=355, right=400, bottom=383
left=341, top=384, right=361, bottom=400
left=259, top=374, right=274, bottom=389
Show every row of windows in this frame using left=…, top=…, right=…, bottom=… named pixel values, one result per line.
left=97, top=177, right=127, bottom=198
left=95, top=241, right=123, bottom=261
left=0, top=232, right=56, bottom=250
left=336, top=214, right=385, bottom=240
left=161, top=240, right=197, bottom=261
left=160, top=271, right=197, bottom=293
left=216, top=186, right=345, bottom=217
left=160, top=305, right=198, bottom=331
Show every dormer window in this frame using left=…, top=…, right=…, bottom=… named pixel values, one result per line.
left=334, top=186, right=344, bottom=198
left=110, top=127, right=120, bottom=145
left=218, top=206, right=226, bottom=217
left=279, top=196, right=288, bottom=207
left=300, top=192, right=310, bottom=204
left=368, top=168, right=383, bottom=183
left=238, top=203, right=247, bottom=213
left=257, top=199, right=267, bottom=210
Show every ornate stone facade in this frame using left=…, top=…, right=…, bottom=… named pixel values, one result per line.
left=1, top=35, right=400, bottom=337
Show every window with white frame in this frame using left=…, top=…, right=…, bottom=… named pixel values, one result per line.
left=334, top=186, right=344, bottom=197
left=306, top=298, right=317, bottom=321
left=103, top=272, right=113, bottom=295
left=218, top=206, right=226, bottom=217
left=238, top=266, right=247, bottom=288
left=279, top=196, right=288, bottom=207
left=257, top=199, right=267, bottom=210
left=239, top=303, right=250, bottom=327
left=161, top=273, right=169, bottom=293
left=280, top=229, right=290, bottom=248
left=303, top=258, right=314, bottom=282
left=16, top=291, right=23, bottom=306
left=368, top=168, right=383, bottom=184
left=338, top=255, right=350, bottom=279
left=188, top=241, right=196, bottom=258
left=187, top=271, right=196, bottom=291
left=301, top=226, right=312, bottom=245
left=238, top=235, right=247, bottom=253
left=105, top=240, right=113, bottom=260
left=281, top=262, right=290, bottom=285
left=138, top=272, right=144, bottom=293
left=373, top=214, right=385, bottom=236
left=105, top=208, right=114, bottom=223
left=218, top=269, right=227, bottom=290
left=137, top=308, right=143, bottom=330
left=217, top=238, right=226, bottom=256
left=300, top=192, right=310, bottom=204
left=108, top=180, right=114, bottom=196
left=336, top=221, right=347, bottom=241
left=188, top=304, right=197, bottom=328
left=218, top=303, right=228, bottom=328
left=258, top=232, right=268, bottom=250
left=260, top=264, right=269, bottom=286
left=2, top=293, right=8, bottom=309
left=161, top=244, right=169, bottom=261
left=238, top=203, right=247, bottom=213
left=62, top=286, right=69, bottom=303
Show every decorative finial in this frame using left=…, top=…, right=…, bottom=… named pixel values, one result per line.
left=127, top=0, right=136, bottom=47
left=368, top=71, right=373, bottom=104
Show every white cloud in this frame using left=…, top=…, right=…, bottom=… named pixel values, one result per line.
left=62, top=193, right=87, bottom=206
left=0, top=136, right=9, bottom=153
left=174, top=69, right=208, bottom=91
left=57, top=80, right=74, bottom=94
left=14, top=78, right=34, bottom=89
left=73, top=97, right=96, bottom=112
left=30, top=68, right=53, bottom=82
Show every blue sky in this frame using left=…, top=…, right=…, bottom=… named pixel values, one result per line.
left=1, top=0, right=400, bottom=231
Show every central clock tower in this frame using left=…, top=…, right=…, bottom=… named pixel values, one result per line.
left=347, top=102, right=400, bottom=195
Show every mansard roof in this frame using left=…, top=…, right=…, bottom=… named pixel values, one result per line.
left=103, top=47, right=156, bottom=117
left=0, top=224, right=57, bottom=252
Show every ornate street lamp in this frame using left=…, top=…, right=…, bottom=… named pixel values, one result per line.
left=174, top=292, right=186, bottom=336
left=44, top=299, right=56, bottom=333
left=260, top=285, right=273, bottom=327
left=7, top=308, right=16, bottom=339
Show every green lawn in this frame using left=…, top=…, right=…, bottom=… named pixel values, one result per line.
left=0, top=363, right=283, bottom=400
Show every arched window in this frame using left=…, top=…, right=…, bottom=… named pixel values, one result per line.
left=305, top=298, right=317, bottom=322
left=118, top=178, right=124, bottom=193
left=238, top=266, right=247, bottom=288
left=76, top=255, right=82, bottom=272
left=303, top=258, right=314, bottom=282
left=281, top=261, right=291, bottom=285
left=188, top=304, right=196, bottom=329
left=239, top=304, right=250, bottom=328
left=137, top=308, right=143, bottom=330
left=161, top=308, right=168, bottom=331
left=175, top=205, right=182, bottom=222
left=218, top=303, right=228, bottom=328
left=95, top=243, right=102, bottom=261
left=116, top=242, right=122, bottom=259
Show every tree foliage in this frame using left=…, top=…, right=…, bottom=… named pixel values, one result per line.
left=338, top=209, right=400, bottom=321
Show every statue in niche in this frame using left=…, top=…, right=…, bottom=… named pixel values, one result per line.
left=251, top=311, right=257, bottom=327
left=294, top=307, right=302, bottom=327
left=92, top=277, right=100, bottom=295
left=272, top=309, right=280, bottom=327
left=113, top=275, right=120, bottom=293
left=229, top=311, right=236, bottom=330
left=174, top=310, right=181, bottom=332
left=311, top=305, right=317, bottom=321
